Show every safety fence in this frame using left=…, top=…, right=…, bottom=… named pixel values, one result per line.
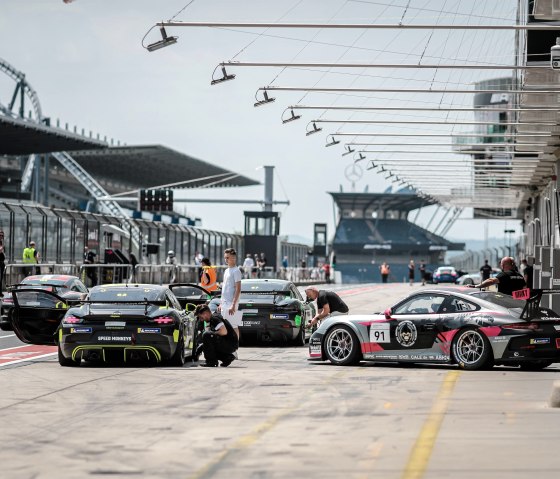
left=3, top=263, right=329, bottom=289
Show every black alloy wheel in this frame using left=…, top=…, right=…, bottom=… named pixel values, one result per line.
left=58, top=345, right=80, bottom=367
left=169, top=334, right=186, bottom=367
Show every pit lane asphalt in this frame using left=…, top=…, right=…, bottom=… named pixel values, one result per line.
left=1, top=283, right=560, bottom=479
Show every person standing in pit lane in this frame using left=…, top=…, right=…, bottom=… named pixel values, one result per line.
left=408, top=259, right=415, bottom=286
left=470, top=256, right=526, bottom=296
left=305, top=286, right=349, bottom=329
left=219, top=248, right=242, bottom=339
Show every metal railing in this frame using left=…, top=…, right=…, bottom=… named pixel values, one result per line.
left=4, top=263, right=79, bottom=287
left=79, top=264, right=132, bottom=287
left=3, top=262, right=330, bottom=290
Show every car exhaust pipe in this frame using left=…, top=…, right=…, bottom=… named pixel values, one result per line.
left=89, top=352, right=100, bottom=361
left=261, top=332, right=272, bottom=342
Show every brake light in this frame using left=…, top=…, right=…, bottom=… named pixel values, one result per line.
left=451, top=272, right=457, bottom=277
left=152, top=316, right=175, bottom=324
left=63, top=315, right=83, bottom=324
left=502, top=322, right=540, bottom=331
left=2, top=297, right=13, bottom=304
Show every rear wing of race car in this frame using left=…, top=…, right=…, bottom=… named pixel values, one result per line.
left=80, top=299, right=169, bottom=315
left=520, top=289, right=560, bottom=319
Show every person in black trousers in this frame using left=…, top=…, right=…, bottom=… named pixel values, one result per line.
left=0, top=245, right=5, bottom=297
left=194, top=304, right=239, bottom=367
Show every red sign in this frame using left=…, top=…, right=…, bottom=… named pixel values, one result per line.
left=512, top=288, right=531, bottom=300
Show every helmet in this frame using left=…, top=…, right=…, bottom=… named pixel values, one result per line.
left=168, top=250, right=175, bottom=256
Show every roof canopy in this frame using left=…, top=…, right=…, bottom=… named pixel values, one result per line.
left=70, top=145, right=259, bottom=190
left=330, top=191, right=434, bottom=214
left=0, top=115, right=107, bottom=155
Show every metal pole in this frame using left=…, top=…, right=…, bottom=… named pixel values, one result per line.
left=220, top=61, right=550, bottom=70
left=290, top=105, right=560, bottom=112
left=264, top=166, right=274, bottom=212
left=262, top=86, right=560, bottom=94
left=158, top=21, right=560, bottom=31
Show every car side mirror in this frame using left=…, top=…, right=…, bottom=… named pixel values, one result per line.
left=384, top=307, right=392, bottom=320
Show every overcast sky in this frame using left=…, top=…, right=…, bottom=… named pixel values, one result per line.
left=1, top=0, right=523, bottom=244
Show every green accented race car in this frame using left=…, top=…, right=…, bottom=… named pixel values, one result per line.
left=10, top=284, right=199, bottom=367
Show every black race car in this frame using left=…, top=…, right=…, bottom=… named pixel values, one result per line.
left=210, top=279, right=316, bottom=346
left=10, top=284, right=198, bottom=367
left=168, top=283, right=217, bottom=312
left=1, top=274, right=88, bottom=331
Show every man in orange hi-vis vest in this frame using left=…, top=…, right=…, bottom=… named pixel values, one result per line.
left=379, top=262, right=390, bottom=283
left=200, top=257, right=218, bottom=292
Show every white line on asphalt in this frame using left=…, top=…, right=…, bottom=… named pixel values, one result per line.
left=0, top=334, right=16, bottom=339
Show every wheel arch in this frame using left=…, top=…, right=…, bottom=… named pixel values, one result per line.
left=321, top=320, right=364, bottom=361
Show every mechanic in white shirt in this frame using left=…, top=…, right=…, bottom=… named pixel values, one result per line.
left=219, top=248, right=242, bottom=339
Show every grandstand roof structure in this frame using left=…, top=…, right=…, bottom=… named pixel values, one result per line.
left=70, top=145, right=259, bottom=191
left=330, top=190, right=434, bottom=215
left=0, top=114, right=107, bottom=155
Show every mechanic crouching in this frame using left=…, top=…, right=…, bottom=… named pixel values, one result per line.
left=194, top=304, right=239, bottom=367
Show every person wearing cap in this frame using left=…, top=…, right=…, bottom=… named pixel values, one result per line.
left=22, top=241, right=39, bottom=276
left=194, top=304, right=238, bottom=367
left=305, top=286, right=349, bottom=329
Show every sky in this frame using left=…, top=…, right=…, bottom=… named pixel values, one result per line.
left=0, top=0, right=524, bottom=245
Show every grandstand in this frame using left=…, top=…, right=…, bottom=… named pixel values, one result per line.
left=330, top=190, right=464, bottom=283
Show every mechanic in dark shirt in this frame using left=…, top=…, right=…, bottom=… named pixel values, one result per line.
left=472, top=256, right=526, bottom=296
left=305, top=286, right=349, bottom=328
left=480, top=259, right=493, bottom=281
left=194, top=304, right=238, bottom=367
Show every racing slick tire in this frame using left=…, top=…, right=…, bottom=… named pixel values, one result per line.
left=324, top=325, right=362, bottom=366
left=519, top=360, right=553, bottom=371
left=58, top=345, right=80, bottom=367
left=169, top=334, right=186, bottom=367
left=292, top=325, right=306, bottom=347
left=452, top=327, right=493, bottom=370
left=462, top=278, right=474, bottom=286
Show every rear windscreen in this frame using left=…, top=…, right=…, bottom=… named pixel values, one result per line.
left=241, top=282, right=288, bottom=294
left=472, top=292, right=525, bottom=314
left=89, top=287, right=159, bottom=301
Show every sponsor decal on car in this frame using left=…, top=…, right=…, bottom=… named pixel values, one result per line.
left=97, top=335, right=132, bottom=342
left=395, top=320, right=417, bottom=347
left=530, top=338, right=550, bottom=345
left=242, top=320, right=261, bottom=326
left=270, top=313, right=289, bottom=319
left=309, top=343, right=322, bottom=357
left=137, top=327, right=161, bottom=333
left=70, top=327, right=92, bottom=333
left=105, top=321, right=126, bottom=327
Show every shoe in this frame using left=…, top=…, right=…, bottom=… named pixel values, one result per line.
left=220, top=355, right=236, bottom=367
left=200, top=362, right=218, bottom=367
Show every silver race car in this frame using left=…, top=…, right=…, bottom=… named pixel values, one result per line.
left=309, top=287, right=560, bottom=370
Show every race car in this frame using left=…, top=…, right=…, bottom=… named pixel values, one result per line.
left=309, top=287, right=560, bottom=370
left=168, top=283, right=218, bottom=311
left=209, top=279, right=316, bottom=346
left=0, top=274, right=88, bottom=331
left=10, top=284, right=198, bottom=367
